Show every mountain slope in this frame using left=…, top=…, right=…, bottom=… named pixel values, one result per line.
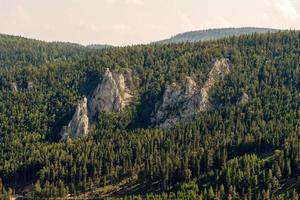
left=156, top=27, right=279, bottom=44
left=0, top=31, right=299, bottom=199
left=0, top=34, right=93, bottom=68
left=86, top=44, right=113, bottom=50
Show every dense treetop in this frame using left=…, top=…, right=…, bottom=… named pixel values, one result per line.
left=0, top=31, right=299, bottom=199
left=156, top=27, right=279, bottom=44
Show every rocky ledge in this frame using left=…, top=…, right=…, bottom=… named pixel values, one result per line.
left=152, top=58, right=231, bottom=128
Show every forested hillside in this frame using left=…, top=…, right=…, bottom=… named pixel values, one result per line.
left=156, top=27, right=278, bottom=44
left=0, top=31, right=299, bottom=199
left=0, top=34, right=95, bottom=68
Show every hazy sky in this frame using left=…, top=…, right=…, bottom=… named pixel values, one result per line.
left=1, top=0, right=300, bottom=45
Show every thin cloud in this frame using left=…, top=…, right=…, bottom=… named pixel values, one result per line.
left=265, top=0, right=300, bottom=20
left=104, top=0, right=143, bottom=5
left=125, top=0, right=143, bottom=5
left=103, top=0, right=117, bottom=4
left=177, top=11, right=195, bottom=31
left=111, top=24, right=133, bottom=33
left=1, top=0, right=300, bottom=45
left=202, top=16, right=233, bottom=29
left=276, top=0, right=299, bottom=19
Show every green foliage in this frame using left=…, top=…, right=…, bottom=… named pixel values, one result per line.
left=0, top=31, right=299, bottom=199
left=157, top=27, right=277, bottom=44
left=0, top=33, right=92, bottom=68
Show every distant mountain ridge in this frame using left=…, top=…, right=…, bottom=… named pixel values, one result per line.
left=0, top=33, right=112, bottom=67
left=156, top=27, right=280, bottom=44
left=0, top=30, right=300, bottom=199
left=86, top=44, right=113, bottom=49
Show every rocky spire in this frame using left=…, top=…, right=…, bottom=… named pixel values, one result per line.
left=152, top=58, right=231, bottom=128
left=61, top=97, right=89, bottom=140
left=88, top=68, right=133, bottom=120
left=60, top=68, right=134, bottom=140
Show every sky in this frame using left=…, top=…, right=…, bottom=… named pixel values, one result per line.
left=0, top=0, right=300, bottom=46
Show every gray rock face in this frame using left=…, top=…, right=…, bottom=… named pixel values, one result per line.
left=61, top=68, right=133, bottom=140
left=27, top=81, right=34, bottom=90
left=61, top=97, right=89, bottom=140
left=11, top=82, right=18, bottom=92
left=153, top=58, right=231, bottom=128
left=238, top=92, right=250, bottom=105
left=88, top=68, right=133, bottom=119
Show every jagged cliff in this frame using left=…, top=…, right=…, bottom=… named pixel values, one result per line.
left=152, top=58, right=231, bottom=128
left=88, top=68, right=133, bottom=119
left=61, top=97, right=89, bottom=140
left=61, top=68, right=133, bottom=139
left=61, top=59, right=230, bottom=137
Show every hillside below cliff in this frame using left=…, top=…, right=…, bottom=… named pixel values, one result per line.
left=0, top=31, right=299, bottom=199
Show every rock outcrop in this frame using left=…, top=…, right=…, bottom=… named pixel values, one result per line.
left=61, top=68, right=134, bottom=140
left=27, top=81, right=34, bottom=90
left=88, top=68, right=133, bottom=119
left=152, top=58, right=231, bottom=128
left=61, top=97, right=89, bottom=140
left=11, top=82, right=18, bottom=92
left=238, top=92, right=249, bottom=105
